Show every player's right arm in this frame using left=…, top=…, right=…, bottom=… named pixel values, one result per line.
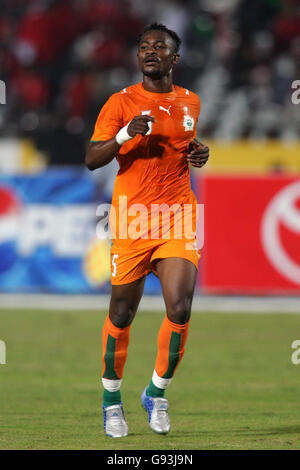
left=85, top=115, right=155, bottom=170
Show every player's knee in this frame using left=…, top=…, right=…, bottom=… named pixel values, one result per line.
left=167, top=296, right=192, bottom=325
left=109, top=299, right=135, bottom=328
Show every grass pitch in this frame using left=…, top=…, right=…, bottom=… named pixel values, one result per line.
left=0, top=308, right=300, bottom=450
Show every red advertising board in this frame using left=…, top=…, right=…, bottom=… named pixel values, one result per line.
left=199, top=174, right=300, bottom=294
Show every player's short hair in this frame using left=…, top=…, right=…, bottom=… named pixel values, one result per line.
left=137, top=22, right=181, bottom=53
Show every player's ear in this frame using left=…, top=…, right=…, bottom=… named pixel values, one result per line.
left=173, top=53, right=180, bottom=65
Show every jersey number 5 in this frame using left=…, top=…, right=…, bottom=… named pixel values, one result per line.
left=142, top=110, right=153, bottom=135
left=111, top=254, right=118, bottom=277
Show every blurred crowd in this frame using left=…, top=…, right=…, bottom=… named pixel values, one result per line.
left=0, top=0, right=299, bottom=165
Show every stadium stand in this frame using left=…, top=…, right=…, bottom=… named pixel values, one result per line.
left=0, top=0, right=299, bottom=168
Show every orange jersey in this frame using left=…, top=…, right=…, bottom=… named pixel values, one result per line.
left=91, top=82, right=200, bottom=247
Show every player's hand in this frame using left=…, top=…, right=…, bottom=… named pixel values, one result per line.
left=187, top=139, right=209, bottom=168
left=127, top=115, right=155, bottom=137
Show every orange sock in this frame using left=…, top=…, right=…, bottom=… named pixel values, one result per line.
left=154, top=315, right=190, bottom=383
left=102, top=315, right=130, bottom=381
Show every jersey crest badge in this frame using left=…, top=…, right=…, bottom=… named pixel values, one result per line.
left=183, top=114, right=195, bottom=131
left=183, top=107, right=194, bottom=131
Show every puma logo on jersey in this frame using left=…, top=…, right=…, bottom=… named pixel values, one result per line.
left=159, top=105, right=172, bottom=116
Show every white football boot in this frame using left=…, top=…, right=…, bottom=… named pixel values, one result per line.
left=103, top=403, right=128, bottom=438
left=141, top=388, right=171, bottom=434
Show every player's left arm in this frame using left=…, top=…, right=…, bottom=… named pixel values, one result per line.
left=187, top=138, right=209, bottom=168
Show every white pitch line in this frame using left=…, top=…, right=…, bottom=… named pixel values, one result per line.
left=0, top=294, right=299, bottom=313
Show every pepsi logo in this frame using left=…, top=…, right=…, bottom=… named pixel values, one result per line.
left=0, top=185, right=22, bottom=271
left=261, top=180, right=300, bottom=286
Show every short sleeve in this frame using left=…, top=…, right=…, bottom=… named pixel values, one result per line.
left=90, top=94, right=123, bottom=142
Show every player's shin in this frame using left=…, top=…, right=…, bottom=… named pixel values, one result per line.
left=102, top=315, right=131, bottom=406
left=147, top=315, right=190, bottom=397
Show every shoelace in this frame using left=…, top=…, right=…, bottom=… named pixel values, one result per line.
left=157, top=409, right=168, bottom=418
left=108, top=409, right=124, bottom=426
left=155, top=401, right=168, bottom=418
left=111, top=414, right=123, bottom=424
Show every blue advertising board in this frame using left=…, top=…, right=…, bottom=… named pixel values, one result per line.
left=0, top=168, right=162, bottom=294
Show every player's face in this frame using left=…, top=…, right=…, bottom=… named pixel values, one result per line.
left=137, top=30, right=179, bottom=79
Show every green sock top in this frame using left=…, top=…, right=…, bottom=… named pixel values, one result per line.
left=146, top=379, right=165, bottom=398
left=103, top=389, right=121, bottom=407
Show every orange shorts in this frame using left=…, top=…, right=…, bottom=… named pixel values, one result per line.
left=110, top=239, right=200, bottom=285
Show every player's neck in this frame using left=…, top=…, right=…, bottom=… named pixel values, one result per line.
left=142, top=74, right=173, bottom=93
